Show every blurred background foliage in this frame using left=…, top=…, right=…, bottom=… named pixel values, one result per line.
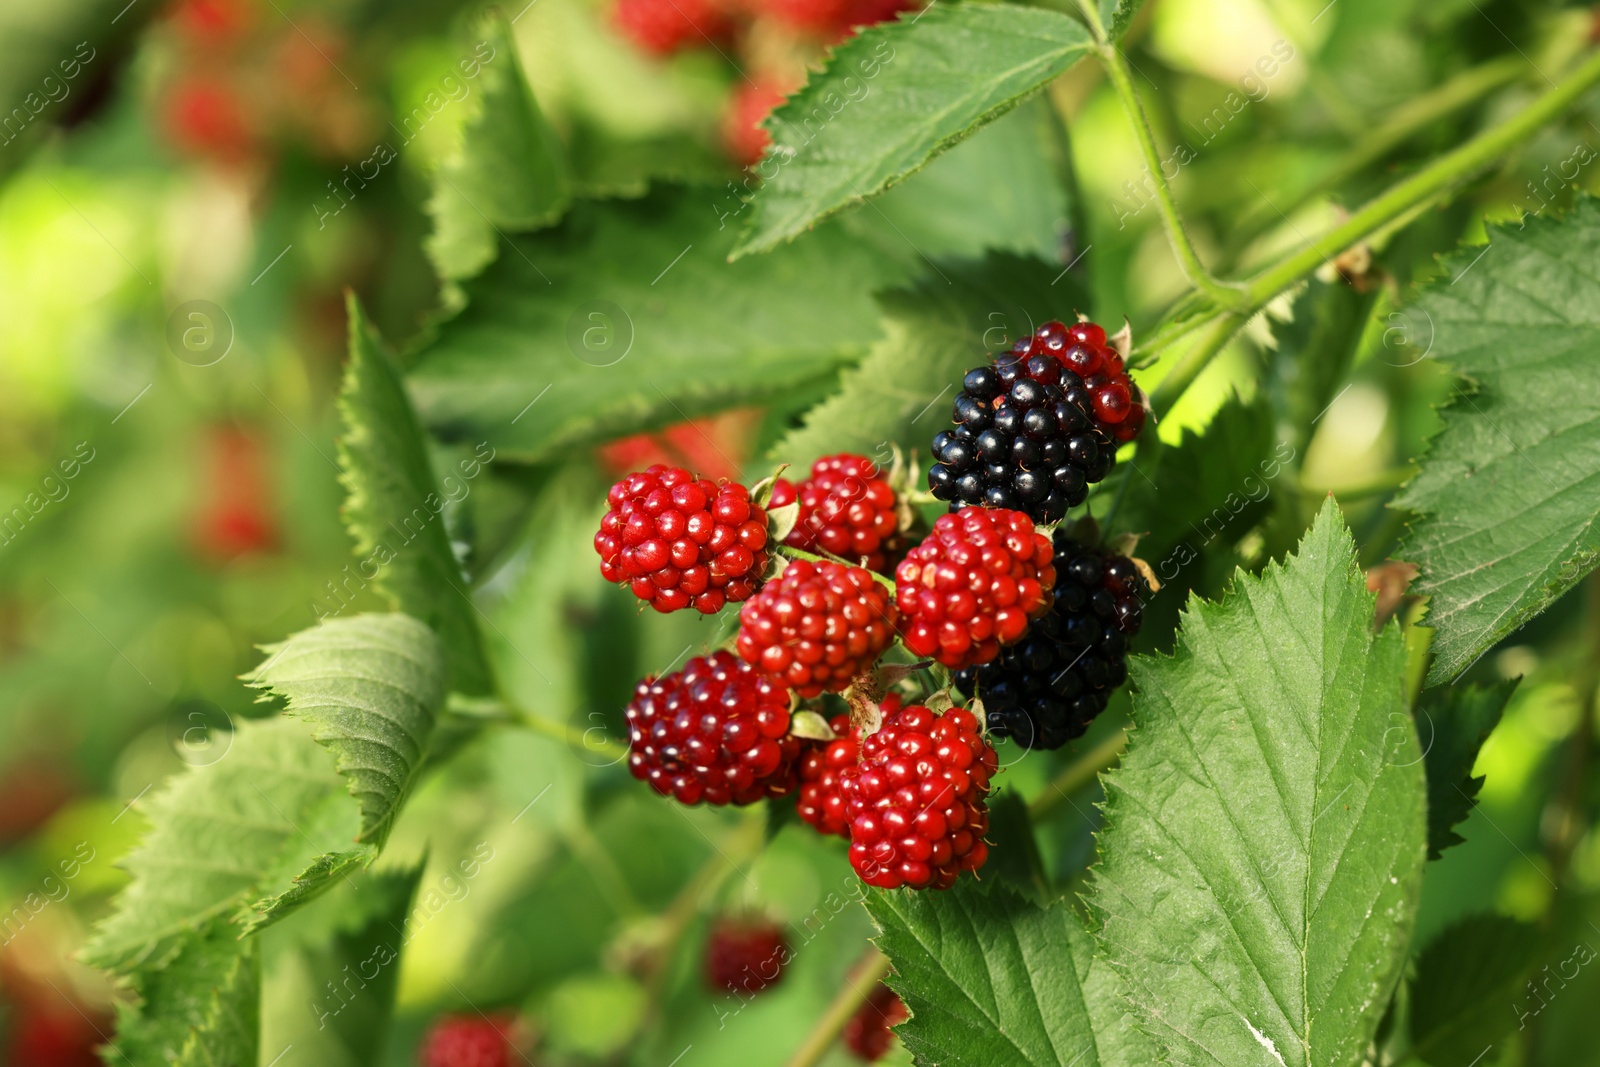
left=2, top=0, right=1599, bottom=1063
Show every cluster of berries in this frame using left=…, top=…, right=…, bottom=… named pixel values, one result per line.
left=593, top=319, right=1149, bottom=903
left=930, top=319, right=1145, bottom=522
left=595, top=454, right=1006, bottom=889
left=923, top=318, right=1150, bottom=747
left=611, top=0, right=920, bottom=164
left=157, top=0, right=374, bottom=167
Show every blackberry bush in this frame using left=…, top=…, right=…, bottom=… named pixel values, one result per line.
left=956, top=533, right=1148, bottom=750
left=68, top=5, right=1600, bottom=1066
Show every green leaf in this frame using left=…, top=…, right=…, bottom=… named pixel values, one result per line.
left=864, top=881, right=1159, bottom=1066
left=112, top=920, right=260, bottom=1067
left=1395, top=198, right=1600, bottom=684
left=340, top=296, right=492, bottom=695
left=245, top=613, right=445, bottom=848
left=840, top=97, right=1069, bottom=264
left=979, top=790, right=1049, bottom=903
left=82, top=719, right=367, bottom=974
left=261, top=867, right=424, bottom=1067
left=1102, top=393, right=1284, bottom=564
left=765, top=252, right=1082, bottom=473
left=426, top=11, right=572, bottom=282
left=731, top=3, right=1094, bottom=257
left=1410, top=914, right=1541, bottom=1066
left=407, top=183, right=914, bottom=464
left=1098, top=0, right=1145, bottom=40
left=1417, top=678, right=1517, bottom=859
left=1088, top=499, right=1427, bottom=1067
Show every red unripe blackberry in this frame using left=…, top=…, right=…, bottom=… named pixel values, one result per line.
left=163, top=78, right=258, bottom=164
left=612, top=0, right=732, bottom=55
left=841, top=696, right=997, bottom=890
left=956, top=534, right=1147, bottom=750
left=795, top=714, right=857, bottom=836
left=780, top=453, right=901, bottom=573
left=625, top=651, right=803, bottom=805
left=723, top=80, right=790, bottom=167
left=736, top=559, right=896, bottom=697
left=927, top=319, right=1144, bottom=524
left=843, top=983, right=909, bottom=1061
left=893, top=509, right=1055, bottom=671
left=763, top=0, right=852, bottom=33
left=1059, top=319, right=1146, bottom=443
left=419, top=1013, right=516, bottom=1067
left=705, top=917, right=790, bottom=994
left=594, top=464, right=770, bottom=615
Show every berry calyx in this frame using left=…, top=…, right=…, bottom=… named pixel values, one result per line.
left=957, top=534, right=1147, bottom=749
left=795, top=714, right=857, bottom=836
left=419, top=1013, right=517, bottom=1067
left=594, top=465, right=769, bottom=615
left=779, top=453, right=901, bottom=573
left=841, top=696, right=997, bottom=890
left=705, top=917, right=790, bottom=994
left=842, top=983, right=909, bottom=1062
left=893, top=508, right=1055, bottom=671
left=624, top=651, right=804, bottom=805
left=736, top=559, right=896, bottom=697
left=612, top=0, right=732, bottom=55
left=927, top=318, right=1144, bottom=523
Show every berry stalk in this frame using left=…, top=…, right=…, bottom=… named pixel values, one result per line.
left=1026, top=727, right=1130, bottom=821
left=1095, top=40, right=1252, bottom=313
left=450, top=693, right=632, bottom=763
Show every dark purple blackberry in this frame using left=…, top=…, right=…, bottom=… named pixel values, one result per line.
left=953, top=533, right=1146, bottom=750
left=927, top=322, right=1118, bottom=524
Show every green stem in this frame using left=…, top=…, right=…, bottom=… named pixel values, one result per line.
left=1028, top=728, right=1129, bottom=821
left=1147, top=311, right=1248, bottom=415
left=450, top=693, right=632, bottom=762
left=1220, top=54, right=1526, bottom=267
left=1098, top=44, right=1250, bottom=311
left=1136, top=45, right=1600, bottom=416
left=1244, top=46, right=1600, bottom=308
left=781, top=946, right=894, bottom=1067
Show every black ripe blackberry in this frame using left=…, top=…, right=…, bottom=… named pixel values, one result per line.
left=954, top=534, right=1146, bottom=750
left=926, top=321, right=1118, bottom=524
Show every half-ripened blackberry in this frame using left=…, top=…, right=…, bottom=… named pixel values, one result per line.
left=954, top=533, right=1147, bottom=750
left=927, top=320, right=1130, bottom=524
